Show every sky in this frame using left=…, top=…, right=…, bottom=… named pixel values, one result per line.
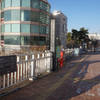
left=48, top=0, right=100, bottom=34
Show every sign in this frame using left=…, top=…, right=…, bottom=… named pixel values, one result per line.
left=0, top=55, right=17, bottom=75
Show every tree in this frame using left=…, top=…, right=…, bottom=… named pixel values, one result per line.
left=72, top=29, right=79, bottom=41
left=71, top=27, right=89, bottom=48
left=71, top=29, right=80, bottom=47
left=78, top=27, right=89, bottom=45
left=66, top=32, right=74, bottom=48
left=91, top=40, right=98, bottom=52
left=67, top=32, right=72, bottom=42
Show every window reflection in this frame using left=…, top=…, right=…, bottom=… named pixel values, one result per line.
left=11, top=10, right=20, bottom=21
left=4, top=36, right=20, bottom=45
left=12, top=0, right=20, bottom=7
left=21, top=24, right=30, bottom=33
left=21, top=0, right=30, bottom=7
left=21, top=10, right=30, bottom=21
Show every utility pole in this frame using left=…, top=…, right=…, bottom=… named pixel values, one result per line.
left=50, top=19, right=57, bottom=71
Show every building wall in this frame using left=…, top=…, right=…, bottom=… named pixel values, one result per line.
left=88, top=34, right=100, bottom=40
left=0, top=0, right=50, bottom=50
left=52, top=11, right=67, bottom=49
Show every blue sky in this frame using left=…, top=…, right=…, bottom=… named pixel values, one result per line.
left=48, top=0, right=100, bottom=33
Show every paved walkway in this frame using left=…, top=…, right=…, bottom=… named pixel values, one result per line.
left=1, top=52, right=100, bottom=100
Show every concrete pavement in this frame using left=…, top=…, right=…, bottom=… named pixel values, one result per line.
left=1, top=52, right=100, bottom=100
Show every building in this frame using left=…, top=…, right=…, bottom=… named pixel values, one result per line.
left=51, top=10, right=67, bottom=49
left=0, top=0, right=50, bottom=52
left=88, top=33, right=100, bottom=40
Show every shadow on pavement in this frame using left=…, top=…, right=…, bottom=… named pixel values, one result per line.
left=47, top=53, right=100, bottom=100
left=66, top=60, right=100, bottom=100
left=87, top=51, right=100, bottom=55
left=1, top=52, right=100, bottom=100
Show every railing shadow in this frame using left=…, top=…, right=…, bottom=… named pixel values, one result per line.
left=48, top=54, right=100, bottom=100
left=87, top=51, right=100, bottom=55
left=65, top=59, right=100, bottom=100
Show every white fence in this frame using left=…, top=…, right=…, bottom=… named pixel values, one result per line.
left=64, top=48, right=81, bottom=56
left=0, top=51, right=52, bottom=92
left=64, top=48, right=74, bottom=56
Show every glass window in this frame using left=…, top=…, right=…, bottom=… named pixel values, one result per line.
left=12, top=24, right=20, bottom=33
left=40, top=1, right=49, bottom=12
left=21, top=24, right=30, bottom=33
left=0, top=2, right=1, bottom=10
left=31, top=11, right=39, bottom=22
left=11, top=10, right=20, bottom=21
left=12, top=0, right=20, bottom=7
left=21, top=0, right=30, bottom=7
left=5, top=24, right=11, bottom=32
left=5, top=0, right=11, bottom=8
left=30, top=36, right=39, bottom=45
left=46, top=15, right=49, bottom=24
left=1, top=0, right=5, bottom=9
left=40, top=12, right=47, bottom=24
left=31, top=25, right=39, bottom=33
left=31, top=0, right=39, bottom=8
left=39, top=37, right=46, bottom=45
left=0, top=25, right=2, bottom=33
left=21, top=10, right=30, bottom=21
left=30, top=36, right=46, bottom=45
left=47, top=5, right=50, bottom=12
left=4, top=10, right=11, bottom=21
left=4, top=36, right=20, bottom=45
left=21, top=36, right=24, bottom=45
left=40, top=26, right=46, bottom=34
left=1, top=36, right=4, bottom=40
left=21, top=36, right=30, bottom=45
left=1, top=24, right=5, bottom=33
left=40, top=1, right=45, bottom=11
left=1, top=12, right=4, bottom=19
left=46, top=26, right=49, bottom=34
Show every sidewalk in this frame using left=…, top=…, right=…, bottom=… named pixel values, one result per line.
left=1, top=53, right=100, bottom=100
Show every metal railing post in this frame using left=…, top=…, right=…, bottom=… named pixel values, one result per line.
left=29, top=54, right=36, bottom=81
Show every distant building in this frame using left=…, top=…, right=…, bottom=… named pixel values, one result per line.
left=88, top=33, right=100, bottom=40
left=51, top=10, right=67, bottom=49
left=0, top=0, right=50, bottom=51
left=88, top=33, right=100, bottom=48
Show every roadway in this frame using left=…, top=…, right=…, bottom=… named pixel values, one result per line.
left=1, top=51, right=100, bottom=100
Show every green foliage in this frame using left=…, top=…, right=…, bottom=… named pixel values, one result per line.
left=67, top=27, right=90, bottom=48
left=66, top=32, right=74, bottom=48
left=67, top=32, right=72, bottom=42
left=79, top=27, right=89, bottom=42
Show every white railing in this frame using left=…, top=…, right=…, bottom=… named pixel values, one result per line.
left=0, top=51, right=52, bottom=92
left=64, top=48, right=81, bottom=57
left=64, top=48, right=74, bottom=56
